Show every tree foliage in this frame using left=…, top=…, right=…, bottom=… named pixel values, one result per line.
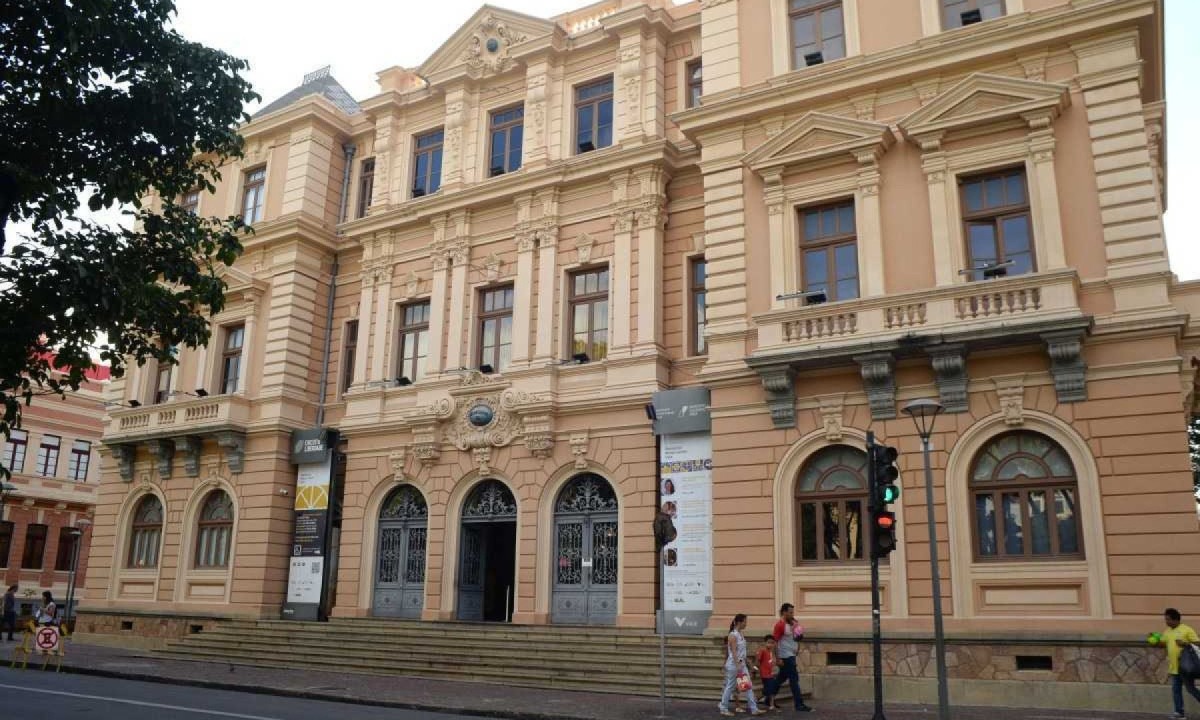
left=1190, top=415, right=1200, bottom=498
left=0, top=0, right=258, bottom=477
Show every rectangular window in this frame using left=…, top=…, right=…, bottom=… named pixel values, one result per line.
left=66, top=440, right=92, bottom=482
left=489, top=106, right=524, bottom=177
left=241, top=167, right=266, bottom=224
left=575, top=78, right=614, bottom=154
left=181, top=190, right=201, bottom=214
left=54, top=527, right=78, bottom=572
left=154, top=362, right=172, bottom=405
left=412, top=130, right=444, bottom=198
left=690, top=258, right=707, bottom=355
left=356, top=158, right=375, bottom=219
left=35, top=435, right=61, bottom=478
left=2, top=429, right=28, bottom=474
left=568, top=267, right=609, bottom=362
left=396, top=301, right=431, bottom=383
left=960, top=167, right=1034, bottom=281
left=942, top=0, right=1005, bottom=29
left=220, top=325, right=245, bottom=395
left=477, top=285, right=515, bottom=372
left=21, top=524, right=48, bottom=570
left=799, top=200, right=859, bottom=302
left=686, top=60, right=703, bottom=109
left=789, top=0, right=846, bottom=68
left=0, top=521, right=11, bottom=568
left=341, top=320, right=359, bottom=393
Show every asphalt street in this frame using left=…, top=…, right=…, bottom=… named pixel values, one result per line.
left=0, top=667, right=458, bottom=720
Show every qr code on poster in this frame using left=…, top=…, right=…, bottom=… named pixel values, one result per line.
left=311, top=562, right=322, bottom=575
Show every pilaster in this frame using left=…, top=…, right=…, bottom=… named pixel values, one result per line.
left=610, top=207, right=635, bottom=356
left=446, top=240, right=470, bottom=370
left=919, top=140, right=957, bottom=287
left=352, top=271, right=374, bottom=387
left=699, top=0, right=740, bottom=96
left=534, top=227, right=558, bottom=361
left=1025, top=114, right=1067, bottom=271
left=280, top=123, right=337, bottom=221
left=427, top=216, right=450, bottom=376
left=523, top=59, right=551, bottom=170
left=512, top=231, right=536, bottom=365
left=854, top=149, right=886, bottom=297
left=441, top=85, right=468, bottom=191
left=617, top=33, right=645, bottom=144
left=368, top=264, right=393, bottom=381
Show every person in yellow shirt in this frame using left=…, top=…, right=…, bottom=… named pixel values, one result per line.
left=1153, top=608, right=1200, bottom=719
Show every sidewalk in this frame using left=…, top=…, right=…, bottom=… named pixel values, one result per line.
left=7, top=641, right=1164, bottom=720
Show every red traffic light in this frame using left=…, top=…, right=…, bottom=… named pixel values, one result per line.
left=876, top=513, right=896, bottom=530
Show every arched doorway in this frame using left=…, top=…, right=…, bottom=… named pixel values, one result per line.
left=372, top=484, right=427, bottom=618
left=457, top=479, right=517, bottom=622
left=551, top=473, right=618, bottom=625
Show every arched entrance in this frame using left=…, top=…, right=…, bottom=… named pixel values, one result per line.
left=457, top=479, right=517, bottom=622
left=372, top=484, right=427, bottom=618
left=551, top=473, right=618, bottom=625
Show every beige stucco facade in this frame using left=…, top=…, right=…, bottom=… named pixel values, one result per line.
left=80, top=0, right=1200, bottom=700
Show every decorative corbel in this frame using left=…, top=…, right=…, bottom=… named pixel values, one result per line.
left=411, top=424, right=441, bottom=466
left=484, top=252, right=502, bottom=282
left=174, top=436, right=203, bottom=478
left=760, top=365, right=797, bottom=429
left=570, top=431, right=590, bottom=470
left=389, top=446, right=408, bottom=480
left=112, top=444, right=136, bottom=482
left=404, top=270, right=420, bottom=299
left=928, top=343, right=969, bottom=413
left=992, top=374, right=1027, bottom=426
left=574, top=233, right=595, bottom=264
left=855, top=352, right=897, bottom=420
left=472, top=446, right=492, bottom=475
left=1043, top=330, right=1088, bottom=403
left=214, top=431, right=245, bottom=474
left=816, top=394, right=845, bottom=441
left=146, top=439, right=174, bottom=480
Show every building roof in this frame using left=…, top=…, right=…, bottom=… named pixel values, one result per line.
left=253, top=66, right=361, bottom=120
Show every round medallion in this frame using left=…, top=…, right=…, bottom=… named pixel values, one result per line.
left=468, top=403, right=495, bottom=427
left=486, top=37, right=500, bottom=53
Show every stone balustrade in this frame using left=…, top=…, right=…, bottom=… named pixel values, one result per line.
left=106, top=395, right=251, bottom=441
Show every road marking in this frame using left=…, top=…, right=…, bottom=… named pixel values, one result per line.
left=0, top=682, right=286, bottom=720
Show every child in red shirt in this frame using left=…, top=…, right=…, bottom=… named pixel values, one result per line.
left=755, top=634, right=780, bottom=711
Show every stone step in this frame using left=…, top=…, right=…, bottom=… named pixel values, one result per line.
left=230, top=618, right=714, bottom=645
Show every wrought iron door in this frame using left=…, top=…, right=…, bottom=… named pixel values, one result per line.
left=372, top=485, right=427, bottom=618
left=552, top=474, right=619, bottom=625
left=457, top=480, right=517, bottom=621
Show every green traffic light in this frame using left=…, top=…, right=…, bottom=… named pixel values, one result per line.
left=881, top=484, right=900, bottom=503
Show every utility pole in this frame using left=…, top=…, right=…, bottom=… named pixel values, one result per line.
left=866, top=431, right=886, bottom=720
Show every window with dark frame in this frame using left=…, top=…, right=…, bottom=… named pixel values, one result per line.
left=127, top=495, right=163, bottom=569
left=356, top=158, right=375, bottom=219
left=412, top=130, right=444, bottom=198
left=690, top=258, right=707, bottom=356
left=35, top=434, right=60, bottom=477
left=489, top=106, right=524, bottom=177
left=960, top=167, right=1034, bottom=281
left=154, top=362, right=172, bottom=404
left=477, top=285, right=515, bottom=372
left=241, top=167, right=266, bottom=224
left=794, top=446, right=870, bottom=563
left=396, top=301, right=431, bottom=383
left=970, top=431, right=1083, bottom=561
left=220, top=325, right=245, bottom=395
left=181, top=190, right=201, bottom=214
left=568, top=267, right=609, bottom=361
left=686, top=60, right=703, bottom=108
left=2, top=429, right=28, bottom=474
left=575, top=78, right=614, bottom=154
left=0, top=521, right=11, bottom=568
left=195, top=490, right=234, bottom=568
left=799, top=200, right=859, bottom=302
left=67, top=440, right=91, bottom=482
left=789, top=0, right=846, bottom=69
left=21, top=524, right=48, bottom=570
left=54, top=527, right=78, bottom=572
left=942, top=0, right=1005, bottom=29
left=341, top=320, right=359, bottom=393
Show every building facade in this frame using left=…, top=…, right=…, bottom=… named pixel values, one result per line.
left=83, top=0, right=1200, bottom=702
left=1, top=361, right=106, bottom=619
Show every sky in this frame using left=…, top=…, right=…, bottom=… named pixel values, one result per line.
left=162, top=0, right=1196, bottom=280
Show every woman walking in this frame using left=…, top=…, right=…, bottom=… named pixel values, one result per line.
left=720, top=614, right=766, bottom=716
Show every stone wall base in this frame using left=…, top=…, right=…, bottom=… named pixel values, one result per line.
left=74, top=610, right=245, bottom=649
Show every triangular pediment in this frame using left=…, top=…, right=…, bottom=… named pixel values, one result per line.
left=418, top=5, right=558, bottom=81
left=899, top=72, right=1070, bottom=142
left=215, top=264, right=268, bottom=296
left=743, top=112, right=894, bottom=175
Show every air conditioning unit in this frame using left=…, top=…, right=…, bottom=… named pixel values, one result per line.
left=960, top=9, right=982, bottom=25
left=578, top=140, right=595, bottom=153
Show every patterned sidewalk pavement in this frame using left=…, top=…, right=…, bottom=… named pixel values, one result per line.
left=0, top=640, right=1170, bottom=720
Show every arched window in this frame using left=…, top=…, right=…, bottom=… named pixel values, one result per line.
left=127, top=495, right=163, bottom=569
left=194, top=490, right=234, bottom=568
left=794, top=445, right=868, bottom=563
left=969, top=431, right=1081, bottom=560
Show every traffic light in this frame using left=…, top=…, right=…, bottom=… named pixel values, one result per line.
left=870, top=442, right=900, bottom=559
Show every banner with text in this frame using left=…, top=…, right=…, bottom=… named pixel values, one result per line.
left=282, top=429, right=337, bottom=620
left=659, top=431, right=712, bottom=634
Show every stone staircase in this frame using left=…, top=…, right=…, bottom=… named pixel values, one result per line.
left=155, top=618, right=780, bottom=701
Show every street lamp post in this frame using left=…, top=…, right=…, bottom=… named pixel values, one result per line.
left=902, top=398, right=949, bottom=720
left=63, top=518, right=91, bottom=631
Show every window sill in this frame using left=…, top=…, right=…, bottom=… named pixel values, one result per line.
left=969, top=558, right=1087, bottom=573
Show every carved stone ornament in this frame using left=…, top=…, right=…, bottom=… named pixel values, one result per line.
left=472, top=446, right=493, bottom=475
left=574, top=233, right=595, bottom=264
left=113, top=444, right=136, bottom=482
left=816, top=394, right=845, bottom=442
left=485, top=252, right=502, bottom=282
left=389, top=447, right=408, bottom=479
left=760, top=366, right=797, bottom=429
left=174, top=436, right=203, bottom=478
left=445, top=395, right=523, bottom=451
left=404, top=270, right=420, bottom=299
left=500, top=389, right=555, bottom=458
left=412, top=427, right=441, bottom=467
left=570, top=432, right=590, bottom=470
left=147, top=438, right=174, bottom=480
left=524, top=431, right=554, bottom=459
left=992, top=374, right=1026, bottom=426
left=461, top=14, right=527, bottom=76
left=855, top=352, right=897, bottom=420
left=214, top=431, right=245, bottom=474
left=1044, top=330, right=1088, bottom=403
left=928, top=343, right=969, bottom=414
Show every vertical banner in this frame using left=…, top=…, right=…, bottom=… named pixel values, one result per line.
left=282, top=429, right=337, bottom=621
left=651, top=388, right=712, bottom=635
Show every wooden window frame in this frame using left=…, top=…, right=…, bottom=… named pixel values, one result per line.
left=941, top=0, right=1006, bottom=29
left=488, top=106, right=525, bottom=177
left=21, top=523, right=48, bottom=570
left=798, top=199, right=859, bottom=302
left=220, top=325, right=245, bottom=395
left=689, top=257, right=707, bottom=356
left=0, top=521, right=12, bottom=568
left=241, top=167, right=266, bottom=224
left=180, top=189, right=201, bottom=214
left=35, top=434, right=60, bottom=477
left=341, top=319, right=358, bottom=394
left=127, top=496, right=163, bottom=569
left=959, top=167, right=1034, bottom=281
left=968, top=432, right=1084, bottom=562
left=356, top=158, right=375, bottom=219
left=67, top=440, right=91, bottom=482
left=788, top=0, right=846, bottom=69
left=477, top=285, right=515, bottom=372
left=154, top=362, right=172, bottom=405
left=411, top=129, right=444, bottom=198
left=54, top=526, right=78, bottom=572
left=685, top=59, right=703, bottom=109
left=567, top=266, right=610, bottom=362
left=574, top=77, right=614, bottom=154
left=793, top=447, right=870, bottom=564
left=194, top=491, right=233, bottom=569
left=396, top=301, right=431, bottom=383
left=2, top=429, right=28, bottom=474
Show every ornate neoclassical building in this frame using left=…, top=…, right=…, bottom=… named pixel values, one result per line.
left=82, top=0, right=1200, bottom=700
